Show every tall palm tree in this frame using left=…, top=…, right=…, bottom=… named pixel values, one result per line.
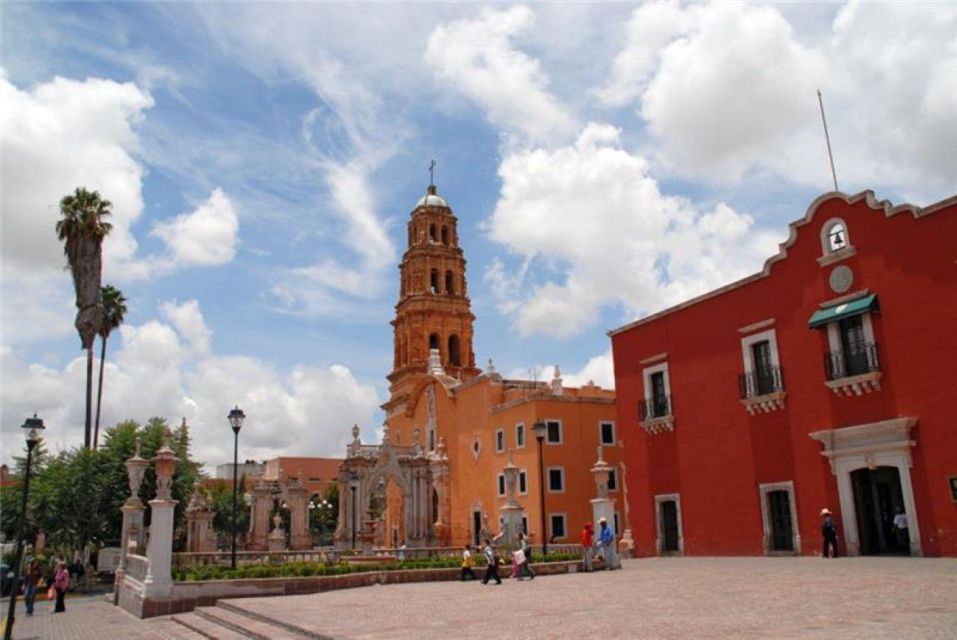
left=94, top=284, right=127, bottom=449
left=56, top=187, right=113, bottom=449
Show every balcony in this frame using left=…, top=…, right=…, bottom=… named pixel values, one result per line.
left=823, top=342, right=882, bottom=396
left=738, top=366, right=786, bottom=414
left=638, top=395, right=674, bottom=435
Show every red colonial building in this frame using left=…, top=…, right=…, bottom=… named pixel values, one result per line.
left=610, top=191, right=957, bottom=557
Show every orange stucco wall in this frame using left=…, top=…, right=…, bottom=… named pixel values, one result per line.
left=388, top=376, right=622, bottom=547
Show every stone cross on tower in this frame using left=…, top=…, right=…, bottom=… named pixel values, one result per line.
left=428, top=159, right=436, bottom=187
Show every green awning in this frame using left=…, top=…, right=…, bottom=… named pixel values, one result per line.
left=808, top=294, right=879, bottom=329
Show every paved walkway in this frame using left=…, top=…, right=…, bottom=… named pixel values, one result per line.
left=6, top=557, right=957, bottom=639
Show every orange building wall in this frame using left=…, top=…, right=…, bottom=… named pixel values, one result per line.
left=389, top=376, right=621, bottom=548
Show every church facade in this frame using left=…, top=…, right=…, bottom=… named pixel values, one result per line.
left=335, top=184, right=622, bottom=550
left=611, top=191, right=957, bottom=557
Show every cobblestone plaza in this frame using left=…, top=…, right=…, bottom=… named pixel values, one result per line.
left=9, top=557, right=957, bottom=639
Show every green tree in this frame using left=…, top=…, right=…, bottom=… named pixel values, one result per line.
left=94, top=284, right=127, bottom=449
left=56, top=187, right=113, bottom=449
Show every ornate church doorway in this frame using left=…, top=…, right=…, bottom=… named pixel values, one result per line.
left=851, top=466, right=908, bottom=555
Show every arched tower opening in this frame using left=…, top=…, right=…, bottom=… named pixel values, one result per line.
left=448, top=334, right=461, bottom=367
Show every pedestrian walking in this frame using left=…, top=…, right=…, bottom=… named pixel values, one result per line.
left=481, top=538, right=501, bottom=585
left=461, top=545, right=477, bottom=581
left=596, top=517, right=620, bottom=570
left=821, top=508, right=839, bottom=558
left=515, top=533, right=535, bottom=580
left=53, top=561, right=70, bottom=612
left=23, top=558, right=44, bottom=616
left=581, top=522, right=595, bottom=572
left=892, top=508, right=909, bottom=551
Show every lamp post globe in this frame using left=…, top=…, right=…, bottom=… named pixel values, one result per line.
left=532, top=420, right=548, bottom=559
left=4, top=414, right=46, bottom=640
left=227, top=406, right=245, bottom=570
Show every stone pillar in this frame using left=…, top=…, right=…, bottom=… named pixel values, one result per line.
left=185, top=480, right=216, bottom=553
left=430, top=438, right=451, bottom=545
left=144, top=432, right=178, bottom=598
left=247, top=482, right=275, bottom=551
left=285, top=480, right=311, bottom=550
left=500, top=449, right=523, bottom=546
left=590, top=446, right=617, bottom=535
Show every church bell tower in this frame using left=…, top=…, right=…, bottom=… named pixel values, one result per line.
left=385, top=182, right=480, bottom=413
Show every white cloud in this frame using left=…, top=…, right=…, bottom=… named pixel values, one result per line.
left=425, top=5, right=576, bottom=144
left=486, top=123, right=782, bottom=337
left=0, top=72, right=154, bottom=278
left=503, top=349, right=615, bottom=390
left=160, top=299, right=211, bottom=356
left=597, top=1, right=957, bottom=197
left=152, top=188, right=239, bottom=267
left=0, top=300, right=380, bottom=469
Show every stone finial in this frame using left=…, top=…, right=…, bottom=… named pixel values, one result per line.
left=428, top=348, right=445, bottom=376
left=152, top=430, right=179, bottom=501
left=551, top=365, right=564, bottom=396
left=486, top=357, right=496, bottom=374
left=352, top=423, right=361, bottom=441
left=125, top=437, right=149, bottom=506
left=413, top=427, right=420, bottom=443
left=596, top=445, right=605, bottom=464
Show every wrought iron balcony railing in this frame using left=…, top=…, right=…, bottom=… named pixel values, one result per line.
left=824, top=342, right=880, bottom=380
left=738, top=366, right=785, bottom=399
left=639, top=395, right=672, bottom=421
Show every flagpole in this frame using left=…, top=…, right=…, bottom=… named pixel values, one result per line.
left=817, top=89, right=839, bottom=192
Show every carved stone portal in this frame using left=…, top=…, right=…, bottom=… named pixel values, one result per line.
left=335, top=424, right=446, bottom=549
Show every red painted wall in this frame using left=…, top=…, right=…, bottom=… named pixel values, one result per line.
left=612, top=192, right=957, bottom=557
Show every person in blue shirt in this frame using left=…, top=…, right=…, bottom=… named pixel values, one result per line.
left=596, top=517, right=620, bottom=570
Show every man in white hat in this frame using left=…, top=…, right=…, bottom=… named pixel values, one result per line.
left=596, top=517, right=620, bottom=569
left=820, top=508, right=839, bottom=558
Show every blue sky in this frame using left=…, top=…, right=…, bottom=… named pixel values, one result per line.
left=2, top=2, right=955, bottom=469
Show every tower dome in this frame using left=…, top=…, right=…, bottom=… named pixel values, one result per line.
left=415, top=185, right=449, bottom=208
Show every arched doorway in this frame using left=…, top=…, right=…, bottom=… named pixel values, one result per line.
left=851, top=466, right=909, bottom=555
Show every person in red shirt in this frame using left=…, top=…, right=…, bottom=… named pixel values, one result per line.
left=581, top=522, right=595, bottom=572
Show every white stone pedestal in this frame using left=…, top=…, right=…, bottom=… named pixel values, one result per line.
left=144, top=498, right=178, bottom=598
left=590, top=498, right=616, bottom=535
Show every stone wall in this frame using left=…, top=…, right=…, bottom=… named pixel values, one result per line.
left=119, top=561, right=581, bottom=618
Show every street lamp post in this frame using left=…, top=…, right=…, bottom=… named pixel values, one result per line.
left=227, top=406, right=245, bottom=570
left=3, top=414, right=45, bottom=640
left=348, top=470, right=359, bottom=550
left=532, top=420, right=548, bottom=559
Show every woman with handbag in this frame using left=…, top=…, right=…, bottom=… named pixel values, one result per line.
left=53, top=561, right=69, bottom=612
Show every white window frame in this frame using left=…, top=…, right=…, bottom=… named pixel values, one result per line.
left=545, top=419, right=563, bottom=445
left=758, top=481, right=801, bottom=556
left=547, top=466, right=565, bottom=493
left=599, top=421, right=616, bottom=446
left=549, top=512, right=567, bottom=540
left=518, top=469, right=528, bottom=495
left=495, top=428, right=505, bottom=453
left=825, top=313, right=877, bottom=366
left=496, top=473, right=505, bottom=497
left=820, top=217, right=850, bottom=255
left=642, top=362, right=671, bottom=413
left=515, top=422, right=526, bottom=449
left=740, top=328, right=781, bottom=376
left=654, top=493, right=684, bottom=555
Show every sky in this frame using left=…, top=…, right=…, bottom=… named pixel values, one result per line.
left=2, top=2, right=955, bottom=471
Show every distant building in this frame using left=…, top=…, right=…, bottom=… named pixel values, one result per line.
left=262, top=457, right=343, bottom=498
left=214, top=460, right=265, bottom=482
left=0, top=464, right=16, bottom=488
left=610, top=191, right=957, bottom=557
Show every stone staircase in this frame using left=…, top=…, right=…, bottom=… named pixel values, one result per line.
left=169, top=600, right=325, bottom=640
